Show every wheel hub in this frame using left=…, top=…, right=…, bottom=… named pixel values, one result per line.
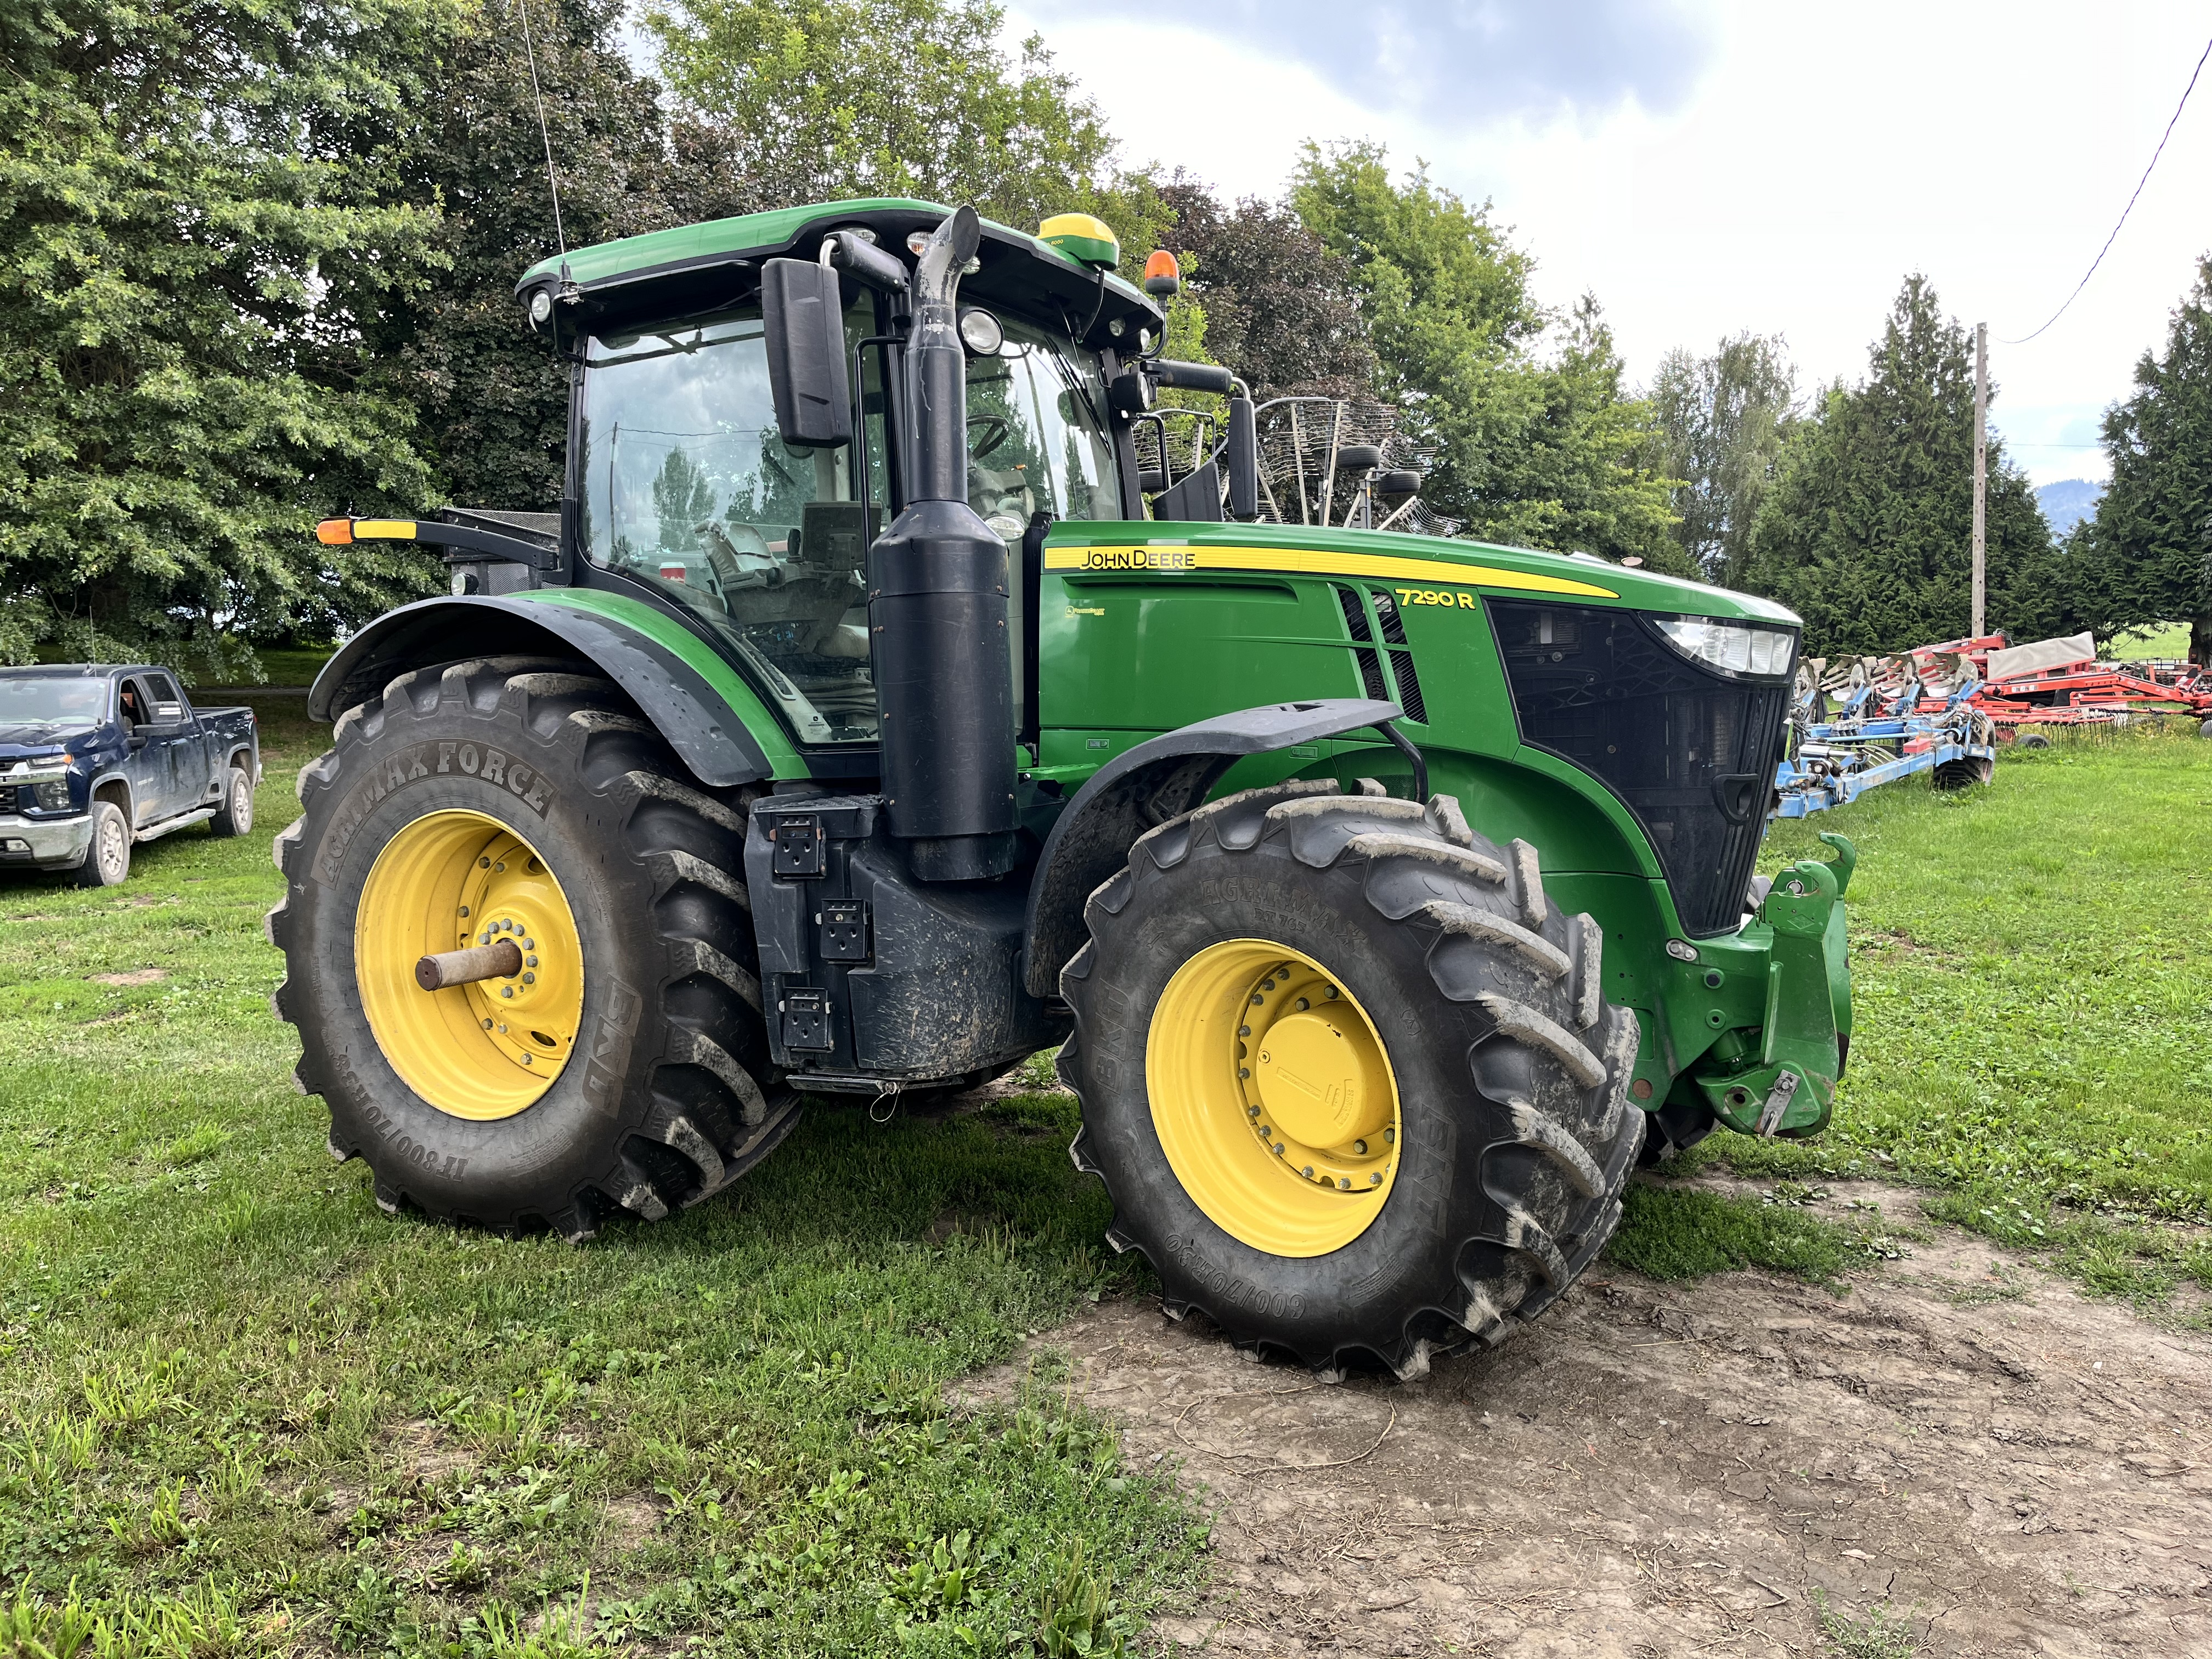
left=355, top=810, right=584, bottom=1120
left=1147, top=939, right=1401, bottom=1256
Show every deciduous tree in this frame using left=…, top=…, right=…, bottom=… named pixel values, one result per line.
left=1644, top=334, right=1797, bottom=586
left=1290, top=142, right=1681, bottom=569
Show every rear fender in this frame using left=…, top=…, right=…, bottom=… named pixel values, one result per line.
left=309, top=595, right=780, bottom=787
left=1020, top=697, right=1402, bottom=997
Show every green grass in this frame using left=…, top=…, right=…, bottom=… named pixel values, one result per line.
left=0, top=697, right=1200, bottom=1656
left=1651, top=722, right=2212, bottom=1308
left=2107, top=621, right=2192, bottom=661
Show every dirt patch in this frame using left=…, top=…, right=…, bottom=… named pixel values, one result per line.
left=965, top=1183, right=2212, bottom=1657
left=600, top=1492, right=661, bottom=1553
left=88, top=968, right=167, bottom=986
left=386, top=1418, right=472, bottom=1481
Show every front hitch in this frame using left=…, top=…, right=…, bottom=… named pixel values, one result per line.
left=1696, top=833, right=1855, bottom=1137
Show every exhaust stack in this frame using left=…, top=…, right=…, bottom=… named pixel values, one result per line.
left=869, top=206, right=1019, bottom=882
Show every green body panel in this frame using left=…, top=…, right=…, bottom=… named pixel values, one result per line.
left=1035, top=521, right=1847, bottom=1135
left=524, top=588, right=808, bottom=778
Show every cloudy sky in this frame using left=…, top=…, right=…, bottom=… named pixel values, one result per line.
left=1008, top=0, right=2212, bottom=486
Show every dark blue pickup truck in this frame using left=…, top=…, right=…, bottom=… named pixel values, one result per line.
left=0, top=664, right=261, bottom=885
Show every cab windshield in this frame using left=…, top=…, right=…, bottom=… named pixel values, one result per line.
left=578, top=303, right=1119, bottom=744
left=0, top=675, right=109, bottom=725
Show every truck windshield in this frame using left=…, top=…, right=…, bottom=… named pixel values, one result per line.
left=0, top=676, right=109, bottom=724
left=578, top=302, right=1118, bottom=746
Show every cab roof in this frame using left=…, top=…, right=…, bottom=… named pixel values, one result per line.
left=515, top=198, right=1162, bottom=348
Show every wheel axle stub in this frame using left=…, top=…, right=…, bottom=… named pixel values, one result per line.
left=414, top=938, right=522, bottom=991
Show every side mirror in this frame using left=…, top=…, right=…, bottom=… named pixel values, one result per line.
left=761, top=258, right=853, bottom=449
left=1226, top=394, right=1259, bottom=521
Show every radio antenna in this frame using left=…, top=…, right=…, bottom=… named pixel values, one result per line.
left=514, top=0, right=567, bottom=253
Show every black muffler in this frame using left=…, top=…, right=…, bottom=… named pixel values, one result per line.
left=868, top=206, right=1019, bottom=882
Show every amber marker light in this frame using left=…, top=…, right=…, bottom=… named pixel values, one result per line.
left=1143, top=249, right=1181, bottom=298
left=317, top=519, right=354, bottom=545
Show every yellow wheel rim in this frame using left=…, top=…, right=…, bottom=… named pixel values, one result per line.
left=354, top=810, right=585, bottom=1120
left=1146, top=939, right=1401, bottom=1257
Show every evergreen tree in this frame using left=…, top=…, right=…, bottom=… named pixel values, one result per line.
left=0, top=0, right=460, bottom=670
left=2078, top=257, right=2212, bottom=664
left=1644, top=334, right=1797, bottom=586
left=1744, top=276, right=2053, bottom=654
left=1290, top=142, right=1683, bottom=571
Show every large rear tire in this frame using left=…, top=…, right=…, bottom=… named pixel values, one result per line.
left=267, top=657, right=797, bottom=1239
left=1059, top=779, right=1641, bottom=1376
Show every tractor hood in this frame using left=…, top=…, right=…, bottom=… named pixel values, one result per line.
left=1042, top=521, right=1804, bottom=629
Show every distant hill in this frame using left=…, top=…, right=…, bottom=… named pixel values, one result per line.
left=2036, top=478, right=2104, bottom=537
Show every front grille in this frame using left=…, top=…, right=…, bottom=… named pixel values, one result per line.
left=1488, top=600, right=1790, bottom=936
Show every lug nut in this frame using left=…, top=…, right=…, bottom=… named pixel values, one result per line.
left=458, top=906, right=470, bottom=918
left=1370, top=1172, right=1383, bottom=1185
left=1274, top=1144, right=1286, bottom=1156
left=1239, top=1067, right=1251, bottom=1079
left=522, top=972, right=536, bottom=985
left=1354, top=1139, right=1368, bottom=1155
left=1302, top=1166, right=1314, bottom=1178
left=493, top=861, right=506, bottom=872
left=497, top=1023, right=507, bottom=1034
left=482, top=1018, right=493, bottom=1030
left=479, top=857, right=491, bottom=868
left=1324, top=985, right=1339, bottom=998
left=1238, top=1024, right=1251, bottom=1036
left=522, top=938, right=533, bottom=950
left=1384, top=1127, right=1395, bottom=1143
left=526, top=955, right=538, bottom=968
left=1248, top=1106, right=1261, bottom=1119
left=1250, top=993, right=1264, bottom=1006
left=1339, top=1177, right=1351, bottom=1190
left=520, top=1053, right=532, bottom=1065
left=501, top=986, right=514, bottom=998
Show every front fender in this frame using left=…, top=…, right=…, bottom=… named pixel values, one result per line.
left=309, top=594, right=785, bottom=787
left=1020, top=697, right=1403, bottom=997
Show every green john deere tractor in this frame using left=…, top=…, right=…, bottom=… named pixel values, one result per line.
left=269, top=200, right=1854, bottom=1375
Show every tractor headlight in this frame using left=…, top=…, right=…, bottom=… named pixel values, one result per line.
left=957, top=307, right=1004, bottom=356
left=1652, top=616, right=1797, bottom=679
left=527, top=289, right=554, bottom=325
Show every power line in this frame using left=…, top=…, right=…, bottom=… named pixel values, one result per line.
left=2000, top=29, right=2212, bottom=346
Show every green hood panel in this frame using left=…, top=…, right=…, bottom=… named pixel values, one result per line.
left=1044, top=521, right=1801, bottom=625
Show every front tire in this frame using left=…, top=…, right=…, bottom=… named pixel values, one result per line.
left=266, top=657, right=797, bottom=1238
left=1059, top=779, right=1641, bottom=1376
left=77, top=800, right=131, bottom=887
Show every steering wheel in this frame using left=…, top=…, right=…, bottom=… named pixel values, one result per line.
left=969, top=414, right=1010, bottom=461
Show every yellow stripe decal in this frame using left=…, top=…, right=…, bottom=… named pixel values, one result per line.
left=352, top=519, right=419, bottom=540
left=1043, top=543, right=1617, bottom=598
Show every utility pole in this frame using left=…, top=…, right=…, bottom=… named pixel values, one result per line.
left=1972, top=322, right=1988, bottom=638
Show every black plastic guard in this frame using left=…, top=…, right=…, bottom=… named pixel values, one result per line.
left=1020, top=697, right=1402, bottom=998
left=307, top=595, right=774, bottom=787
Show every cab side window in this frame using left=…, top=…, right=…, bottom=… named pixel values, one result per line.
left=143, top=674, right=182, bottom=716
left=119, top=679, right=145, bottom=727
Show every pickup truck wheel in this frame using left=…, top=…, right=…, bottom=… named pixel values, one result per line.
left=77, top=800, right=131, bottom=887
left=266, top=656, right=797, bottom=1239
left=210, top=764, right=254, bottom=837
left=1059, top=778, right=1642, bottom=1377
